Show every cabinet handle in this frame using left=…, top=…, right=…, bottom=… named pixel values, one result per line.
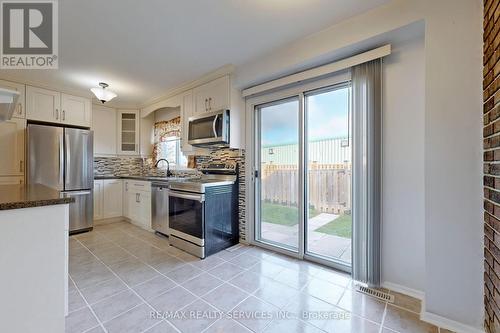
left=138, top=193, right=141, bottom=203
left=55, top=108, right=59, bottom=120
left=209, top=97, right=212, bottom=110
left=125, top=183, right=128, bottom=191
left=204, top=98, right=208, bottom=111
left=19, top=160, right=23, bottom=173
left=18, top=104, right=22, bottom=115
left=62, top=110, right=65, bottom=121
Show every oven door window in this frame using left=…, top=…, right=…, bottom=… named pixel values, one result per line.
left=169, top=195, right=204, bottom=240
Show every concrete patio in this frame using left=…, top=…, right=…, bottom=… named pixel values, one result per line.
left=261, top=213, right=352, bottom=263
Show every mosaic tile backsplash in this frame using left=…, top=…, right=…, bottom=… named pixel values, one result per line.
left=94, top=148, right=246, bottom=241
left=94, top=157, right=145, bottom=176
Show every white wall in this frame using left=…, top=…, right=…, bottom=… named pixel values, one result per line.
left=237, top=0, right=483, bottom=330
left=382, top=30, right=425, bottom=294
left=154, top=107, right=180, bottom=123
left=423, top=1, right=483, bottom=329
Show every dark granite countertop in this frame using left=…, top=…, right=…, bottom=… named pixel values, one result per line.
left=0, top=184, right=74, bottom=210
left=94, top=175, right=122, bottom=180
left=94, top=175, right=195, bottom=182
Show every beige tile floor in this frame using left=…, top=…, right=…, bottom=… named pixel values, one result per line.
left=67, top=221, right=452, bottom=333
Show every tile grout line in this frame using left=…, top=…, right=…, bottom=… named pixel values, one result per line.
left=74, top=237, right=181, bottom=333
left=83, top=230, right=207, bottom=332
left=103, top=236, right=251, bottom=332
left=68, top=273, right=107, bottom=333
left=379, top=302, right=388, bottom=333
left=88, top=228, right=244, bottom=332
left=104, top=226, right=351, bottom=331
left=75, top=224, right=381, bottom=333
left=86, top=227, right=297, bottom=332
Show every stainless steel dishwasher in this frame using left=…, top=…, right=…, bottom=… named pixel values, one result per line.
left=151, top=182, right=169, bottom=236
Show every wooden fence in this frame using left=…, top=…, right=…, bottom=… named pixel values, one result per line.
left=261, top=163, right=351, bottom=214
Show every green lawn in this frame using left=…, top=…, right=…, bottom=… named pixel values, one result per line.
left=315, top=214, right=352, bottom=238
left=261, top=202, right=319, bottom=226
left=261, top=202, right=352, bottom=238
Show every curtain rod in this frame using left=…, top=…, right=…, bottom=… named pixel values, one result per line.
left=242, top=44, right=391, bottom=98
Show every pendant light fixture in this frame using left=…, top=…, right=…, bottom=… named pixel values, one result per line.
left=90, top=82, right=117, bottom=103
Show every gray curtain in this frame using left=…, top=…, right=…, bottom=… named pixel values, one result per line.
left=351, top=59, right=382, bottom=287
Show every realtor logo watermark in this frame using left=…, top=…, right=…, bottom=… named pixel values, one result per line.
left=1, top=0, right=58, bottom=69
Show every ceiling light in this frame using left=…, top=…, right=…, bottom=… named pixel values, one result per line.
left=91, top=82, right=117, bottom=103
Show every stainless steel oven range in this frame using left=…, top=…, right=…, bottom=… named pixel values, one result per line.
left=167, top=163, right=239, bottom=258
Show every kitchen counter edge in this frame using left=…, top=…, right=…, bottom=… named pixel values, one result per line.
left=0, top=184, right=75, bottom=211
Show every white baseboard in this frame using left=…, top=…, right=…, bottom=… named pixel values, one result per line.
left=421, top=310, right=485, bottom=333
left=93, top=217, right=124, bottom=225
left=381, top=281, right=425, bottom=300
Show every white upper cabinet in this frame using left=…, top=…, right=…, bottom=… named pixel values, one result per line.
left=0, top=118, right=25, bottom=176
left=26, top=86, right=61, bottom=123
left=93, top=105, right=117, bottom=156
left=193, top=75, right=230, bottom=114
left=0, top=80, right=25, bottom=118
left=117, top=110, right=140, bottom=155
left=181, top=90, right=195, bottom=153
left=26, top=85, right=92, bottom=127
left=193, top=75, right=244, bottom=148
left=61, top=94, right=91, bottom=127
left=140, top=112, right=154, bottom=157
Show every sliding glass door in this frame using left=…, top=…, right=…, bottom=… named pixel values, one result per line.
left=254, top=81, right=352, bottom=270
left=305, top=85, right=351, bottom=265
left=255, top=98, right=300, bottom=251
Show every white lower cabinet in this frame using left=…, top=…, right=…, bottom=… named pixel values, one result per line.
left=103, top=180, right=123, bottom=218
left=93, top=180, right=103, bottom=220
left=95, top=179, right=151, bottom=230
left=93, top=179, right=123, bottom=220
left=127, top=191, right=139, bottom=222
left=137, top=192, right=151, bottom=228
left=125, top=180, right=151, bottom=230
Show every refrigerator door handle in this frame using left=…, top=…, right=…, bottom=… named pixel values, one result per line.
left=62, top=190, right=91, bottom=196
left=59, top=131, right=64, bottom=188
left=65, top=133, right=70, bottom=186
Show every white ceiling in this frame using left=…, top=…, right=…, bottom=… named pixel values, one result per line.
left=0, top=0, right=389, bottom=108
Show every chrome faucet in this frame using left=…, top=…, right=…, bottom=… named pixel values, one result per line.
left=154, top=159, right=172, bottom=177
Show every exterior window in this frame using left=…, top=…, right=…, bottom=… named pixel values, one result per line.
left=153, top=116, right=187, bottom=168
left=157, top=137, right=187, bottom=168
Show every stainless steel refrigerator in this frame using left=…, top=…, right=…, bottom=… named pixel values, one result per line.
left=27, top=124, right=93, bottom=233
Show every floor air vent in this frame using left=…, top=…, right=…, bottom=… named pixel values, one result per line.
left=355, top=285, right=394, bottom=303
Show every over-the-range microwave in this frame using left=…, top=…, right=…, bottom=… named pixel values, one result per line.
left=188, top=109, right=230, bottom=148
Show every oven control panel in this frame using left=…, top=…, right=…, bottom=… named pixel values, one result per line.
left=200, top=162, right=237, bottom=174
